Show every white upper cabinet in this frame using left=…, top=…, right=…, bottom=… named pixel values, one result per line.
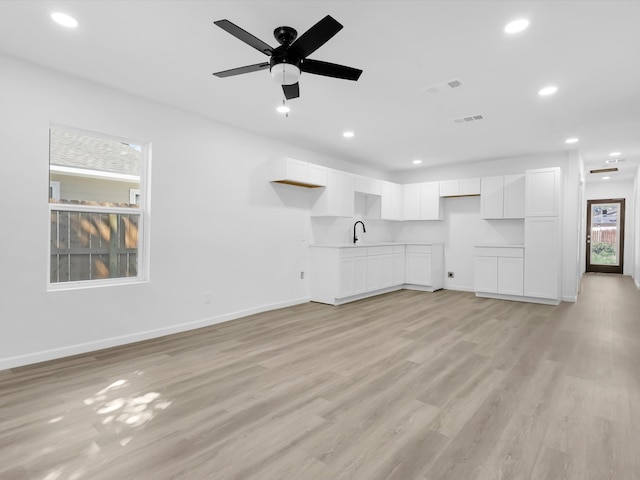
left=525, top=167, right=561, bottom=217
left=403, top=182, right=442, bottom=220
left=480, top=174, right=525, bottom=219
left=381, top=181, right=404, bottom=220
left=354, top=175, right=382, bottom=196
left=420, top=182, right=443, bottom=220
left=311, top=169, right=354, bottom=217
left=270, top=157, right=327, bottom=188
left=439, top=178, right=481, bottom=197
left=503, top=174, right=525, bottom=218
left=480, top=176, right=504, bottom=219
left=403, top=184, right=421, bottom=220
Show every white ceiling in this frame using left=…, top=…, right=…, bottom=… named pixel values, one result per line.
left=1, top=1, right=639, bottom=182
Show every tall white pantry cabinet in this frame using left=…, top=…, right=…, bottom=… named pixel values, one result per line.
left=523, top=167, right=562, bottom=302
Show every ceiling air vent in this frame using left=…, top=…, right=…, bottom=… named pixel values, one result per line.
left=425, top=78, right=464, bottom=95
left=590, top=167, right=618, bottom=174
left=606, top=158, right=625, bottom=164
left=454, top=114, right=484, bottom=124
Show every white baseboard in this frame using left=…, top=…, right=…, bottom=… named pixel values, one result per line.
left=475, top=292, right=561, bottom=306
left=562, top=295, right=578, bottom=303
left=0, top=296, right=310, bottom=371
left=635, top=277, right=640, bottom=290
left=442, top=285, right=475, bottom=293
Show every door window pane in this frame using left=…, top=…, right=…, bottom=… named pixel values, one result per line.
left=590, top=203, right=619, bottom=266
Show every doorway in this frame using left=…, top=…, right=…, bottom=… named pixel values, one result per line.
left=586, top=198, right=625, bottom=274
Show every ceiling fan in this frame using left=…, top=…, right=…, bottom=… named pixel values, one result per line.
left=212, top=15, right=363, bottom=100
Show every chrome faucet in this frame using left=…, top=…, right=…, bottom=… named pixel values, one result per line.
left=353, top=220, right=366, bottom=244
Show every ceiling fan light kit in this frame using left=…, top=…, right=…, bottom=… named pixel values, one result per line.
left=212, top=15, right=362, bottom=100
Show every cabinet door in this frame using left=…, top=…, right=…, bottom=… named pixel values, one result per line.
left=406, top=252, right=432, bottom=286
left=525, top=167, right=560, bottom=217
left=474, top=256, right=498, bottom=293
left=381, top=181, right=403, bottom=220
left=503, top=174, right=525, bottom=218
left=366, top=255, right=383, bottom=292
left=420, top=182, right=442, bottom=220
left=284, top=158, right=308, bottom=183
left=524, top=217, right=559, bottom=299
left=403, top=184, right=421, bottom=220
left=308, top=164, right=328, bottom=187
left=339, top=257, right=355, bottom=297
left=498, top=257, right=524, bottom=296
left=480, top=176, right=504, bottom=219
left=393, top=252, right=405, bottom=285
left=439, top=180, right=459, bottom=197
left=339, top=256, right=367, bottom=298
left=460, top=178, right=481, bottom=195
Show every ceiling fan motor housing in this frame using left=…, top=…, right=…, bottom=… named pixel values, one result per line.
left=270, top=41, right=302, bottom=85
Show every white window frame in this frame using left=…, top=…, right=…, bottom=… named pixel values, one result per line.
left=48, top=125, right=151, bottom=291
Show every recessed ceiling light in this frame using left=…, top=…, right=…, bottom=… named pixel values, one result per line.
left=602, top=176, right=611, bottom=180
left=413, top=159, right=422, bottom=165
left=565, top=138, right=579, bottom=144
left=343, top=131, right=354, bottom=138
left=51, top=12, right=78, bottom=28
left=276, top=104, right=290, bottom=114
left=538, top=85, right=558, bottom=96
left=504, top=19, right=529, bottom=34
left=609, top=151, right=621, bottom=157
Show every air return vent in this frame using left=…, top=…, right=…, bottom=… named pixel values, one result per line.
left=425, top=78, right=464, bottom=95
left=590, top=167, right=618, bottom=174
left=454, top=114, right=484, bottom=123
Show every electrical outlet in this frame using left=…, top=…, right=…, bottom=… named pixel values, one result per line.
left=203, top=291, right=212, bottom=304
left=300, top=271, right=305, bottom=280
left=447, top=272, right=454, bottom=278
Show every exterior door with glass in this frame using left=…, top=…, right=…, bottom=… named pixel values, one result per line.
left=586, top=199, right=625, bottom=274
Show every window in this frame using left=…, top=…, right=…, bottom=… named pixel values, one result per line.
left=48, top=126, right=149, bottom=288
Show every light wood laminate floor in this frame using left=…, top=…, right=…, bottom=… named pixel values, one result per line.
left=2, top=273, right=640, bottom=479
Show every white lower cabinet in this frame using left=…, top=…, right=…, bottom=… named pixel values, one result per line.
left=474, top=256, right=498, bottom=293
left=524, top=217, right=560, bottom=300
left=404, top=244, right=443, bottom=291
left=393, top=245, right=405, bottom=285
left=339, top=250, right=367, bottom=298
left=310, top=243, right=442, bottom=305
left=474, top=246, right=524, bottom=297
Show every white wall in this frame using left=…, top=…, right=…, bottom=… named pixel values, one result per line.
left=584, top=179, right=636, bottom=276
left=0, top=54, right=387, bottom=370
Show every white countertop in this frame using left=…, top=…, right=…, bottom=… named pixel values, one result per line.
left=311, top=242, right=442, bottom=248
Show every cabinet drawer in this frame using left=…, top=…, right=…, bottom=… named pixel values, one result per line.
left=406, top=245, right=432, bottom=254
left=340, top=247, right=368, bottom=258
left=474, top=247, right=523, bottom=258
left=367, top=246, right=393, bottom=256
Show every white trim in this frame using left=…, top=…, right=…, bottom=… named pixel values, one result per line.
left=562, top=295, right=578, bottom=303
left=49, top=203, right=141, bottom=215
left=0, top=297, right=310, bottom=371
left=49, top=164, right=140, bottom=183
left=635, top=277, right=640, bottom=289
left=475, top=291, right=561, bottom=305
left=440, top=285, right=475, bottom=293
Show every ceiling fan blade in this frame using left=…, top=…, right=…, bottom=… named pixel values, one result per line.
left=301, top=59, right=362, bottom=81
left=214, top=20, right=274, bottom=55
left=213, top=62, right=270, bottom=78
left=292, top=15, right=343, bottom=57
left=282, top=83, right=300, bottom=100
